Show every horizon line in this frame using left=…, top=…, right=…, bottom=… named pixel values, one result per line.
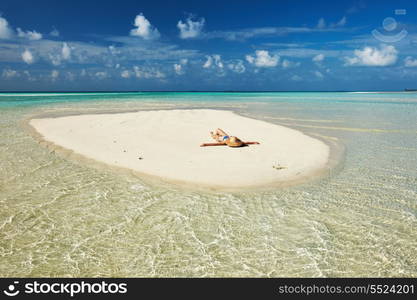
left=0, top=90, right=413, bottom=93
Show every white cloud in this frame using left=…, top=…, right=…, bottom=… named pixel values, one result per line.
left=334, top=16, right=347, bottom=27
left=66, top=71, right=75, bottom=81
left=0, top=36, right=198, bottom=67
left=108, top=45, right=120, bottom=55
left=62, top=42, right=71, bottom=60
left=314, top=71, right=324, bottom=78
left=0, top=17, right=13, bottom=39
left=130, top=14, right=160, bottom=40
left=404, top=56, right=417, bottom=67
left=2, top=68, right=19, bottom=78
left=133, top=66, right=165, bottom=79
left=317, top=18, right=326, bottom=29
left=312, top=54, right=325, bottom=63
left=282, top=59, right=300, bottom=69
left=48, top=43, right=71, bottom=65
left=121, top=70, right=131, bottom=78
left=317, top=16, right=346, bottom=29
left=173, top=63, right=183, bottom=75
left=22, top=49, right=34, bottom=64
left=48, top=53, right=61, bottom=66
left=177, top=16, right=205, bottom=39
left=0, top=16, right=43, bottom=40
left=202, top=55, right=225, bottom=76
left=246, top=50, right=279, bottom=67
left=51, top=70, right=59, bottom=81
left=282, top=59, right=291, bottom=68
left=201, top=23, right=351, bottom=41
left=95, top=71, right=109, bottom=80
left=291, top=74, right=302, bottom=81
left=203, top=56, right=213, bottom=68
left=228, top=60, right=246, bottom=73
left=23, top=70, right=35, bottom=81
left=0, top=29, right=201, bottom=72
left=17, top=28, right=42, bottom=40
left=203, top=55, right=223, bottom=69
left=174, top=59, right=188, bottom=75
left=344, top=45, right=398, bottom=66
left=50, top=28, right=60, bottom=37
left=274, top=48, right=341, bottom=58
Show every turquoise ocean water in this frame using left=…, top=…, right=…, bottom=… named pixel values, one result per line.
left=0, top=92, right=416, bottom=277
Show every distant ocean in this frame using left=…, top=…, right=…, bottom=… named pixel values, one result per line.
left=0, top=92, right=416, bottom=277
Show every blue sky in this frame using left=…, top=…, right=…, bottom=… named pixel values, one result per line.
left=1, top=0, right=417, bottom=91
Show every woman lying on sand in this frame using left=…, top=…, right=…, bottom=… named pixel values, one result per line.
left=210, top=128, right=244, bottom=147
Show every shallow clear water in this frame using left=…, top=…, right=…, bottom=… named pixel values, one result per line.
left=0, top=92, right=416, bottom=277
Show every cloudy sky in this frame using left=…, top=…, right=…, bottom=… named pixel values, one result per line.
left=1, top=0, right=417, bottom=91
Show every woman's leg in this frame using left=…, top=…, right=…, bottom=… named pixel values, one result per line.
left=216, top=128, right=228, bottom=136
left=210, top=128, right=229, bottom=142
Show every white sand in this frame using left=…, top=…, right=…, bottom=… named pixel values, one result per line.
left=29, top=109, right=330, bottom=188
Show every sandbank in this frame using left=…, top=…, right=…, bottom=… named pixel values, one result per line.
left=29, top=109, right=333, bottom=189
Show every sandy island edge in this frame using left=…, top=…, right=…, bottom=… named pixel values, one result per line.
left=23, top=109, right=345, bottom=192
